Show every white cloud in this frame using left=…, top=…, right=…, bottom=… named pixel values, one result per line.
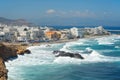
left=46, top=9, right=56, bottom=14
left=68, top=10, right=96, bottom=18
left=45, top=9, right=96, bottom=18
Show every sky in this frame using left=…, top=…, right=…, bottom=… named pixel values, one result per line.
left=0, top=0, right=120, bottom=26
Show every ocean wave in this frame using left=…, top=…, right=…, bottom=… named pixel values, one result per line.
left=6, top=35, right=120, bottom=66
left=115, top=46, right=120, bottom=49
left=96, top=35, right=120, bottom=45
left=6, top=47, right=119, bottom=67
left=59, top=40, right=91, bottom=53
left=53, top=50, right=120, bottom=64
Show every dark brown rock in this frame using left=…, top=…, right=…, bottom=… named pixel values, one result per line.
left=53, top=50, right=84, bottom=59
left=0, top=43, right=30, bottom=80
left=0, top=57, right=8, bottom=80
left=0, top=43, right=18, bottom=61
left=24, top=49, right=31, bottom=54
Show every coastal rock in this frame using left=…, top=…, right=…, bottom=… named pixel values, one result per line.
left=24, top=49, right=31, bottom=54
left=0, top=43, right=31, bottom=80
left=9, top=44, right=31, bottom=55
left=0, top=43, right=20, bottom=80
left=53, top=50, right=84, bottom=59
left=0, top=58, right=8, bottom=80
left=17, top=49, right=31, bottom=55
left=0, top=43, right=18, bottom=61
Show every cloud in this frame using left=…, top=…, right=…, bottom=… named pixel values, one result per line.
left=46, top=9, right=56, bottom=14
left=45, top=9, right=96, bottom=18
left=68, top=10, right=95, bottom=18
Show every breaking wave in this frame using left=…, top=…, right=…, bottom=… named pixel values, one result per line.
left=6, top=35, right=120, bottom=80
left=6, top=46, right=120, bottom=67
left=6, top=35, right=120, bottom=67
left=54, top=50, right=120, bottom=64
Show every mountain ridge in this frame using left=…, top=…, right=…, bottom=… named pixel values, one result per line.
left=0, top=17, right=36, bottom=27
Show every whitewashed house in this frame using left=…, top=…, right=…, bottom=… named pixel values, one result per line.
left=29, top=27, right=44, bottom=41
left=60, top=29, right=72, bottom=39
left=70, top=27, right=84, bottom=38
left=0, top=32, right=5, bottom=41
left=2, top=27, right=17, bottom=42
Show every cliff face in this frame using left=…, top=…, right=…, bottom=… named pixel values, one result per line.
left=8, top=44, right=30, bottom=55
left=0, top=58, right=7, bottom=80
left=0, top=43, right=17, bottom=80
left=0, top=43, right=18, bottom=61
left=0, top=43, right=30, bottom=80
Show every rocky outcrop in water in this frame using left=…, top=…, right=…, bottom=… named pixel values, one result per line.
left=53, top=50, right=84, bottom=59
left=16, top=47, right=31, bottom=55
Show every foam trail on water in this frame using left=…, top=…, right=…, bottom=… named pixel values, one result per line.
left=59, top=40, right=86, bottom=53
left=96, top=35, right=120, bottom=45
left=96, top=38, right=114, bottom=45
left=115, top=46, right=120, bottom=48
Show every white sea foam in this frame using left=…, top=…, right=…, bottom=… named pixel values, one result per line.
left=6, top=35, right=120, bottom=67
left=6, top=43, right=70, bottom=67
left=96, top=37, right=114, bottom=45
left=53, top=57, right=82, bottom=64
left=59, top=40, right=87, bottom=53
left=115, top=46, right=120, bottom=48
left=96, top=35, right=120, bottom=45
left=5, top=50, right=54, bottom=67
left=6, top=35, right=120, bottom=66
left=6, top=35, right=120, bottom=80
left=85, top=47, right=93, bottom=52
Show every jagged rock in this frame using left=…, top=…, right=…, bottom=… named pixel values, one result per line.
left=16, top=49, right=24, bottom=55
left=0, top=58, right=8, bottom=80
left=0, top=43, right=30, bottom=80
left=0, top=43, right=22, bottom=80
left=0, top=43, right=18, bottom=61
left=24, top=49, right=31, bottom=54
left=53, top=50, right=84, bottom=59
left=8, top=44, right=30, bottom=55
left=17, top=49, right=31, bottom=55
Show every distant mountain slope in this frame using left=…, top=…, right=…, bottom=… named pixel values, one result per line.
left=0, top=17, right=36, bottom=27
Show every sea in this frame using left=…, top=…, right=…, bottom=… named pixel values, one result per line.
left=5, top=26, right=120, bottom=80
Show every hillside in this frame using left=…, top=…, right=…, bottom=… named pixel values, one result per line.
left=0, top=17, right=36, bottom=27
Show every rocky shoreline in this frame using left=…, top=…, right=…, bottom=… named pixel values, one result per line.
left=0, top=43, right=30, bottom=80
left=0, top=34, right=116, bottom=80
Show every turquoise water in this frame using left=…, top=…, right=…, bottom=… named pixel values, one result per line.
left=6, top=35, right=120, bottom=80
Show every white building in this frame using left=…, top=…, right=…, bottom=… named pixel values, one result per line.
left=93, top=26, right=109, bottom=35
left=60, top=30, right=71, bottom=39
left=4, top=32, right=16, bottom=42
left=0, top=32, right=5, bottom=41
left=2, top=27, right=17, bottom=42
left=29, top=27, right=44, bottom=41
left=84, top=26, right=110, bottom=35
left=70, top=27, right=84, bottom=38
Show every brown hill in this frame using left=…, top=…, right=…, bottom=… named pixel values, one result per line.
left=0, top=17, right=36, bottom=27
